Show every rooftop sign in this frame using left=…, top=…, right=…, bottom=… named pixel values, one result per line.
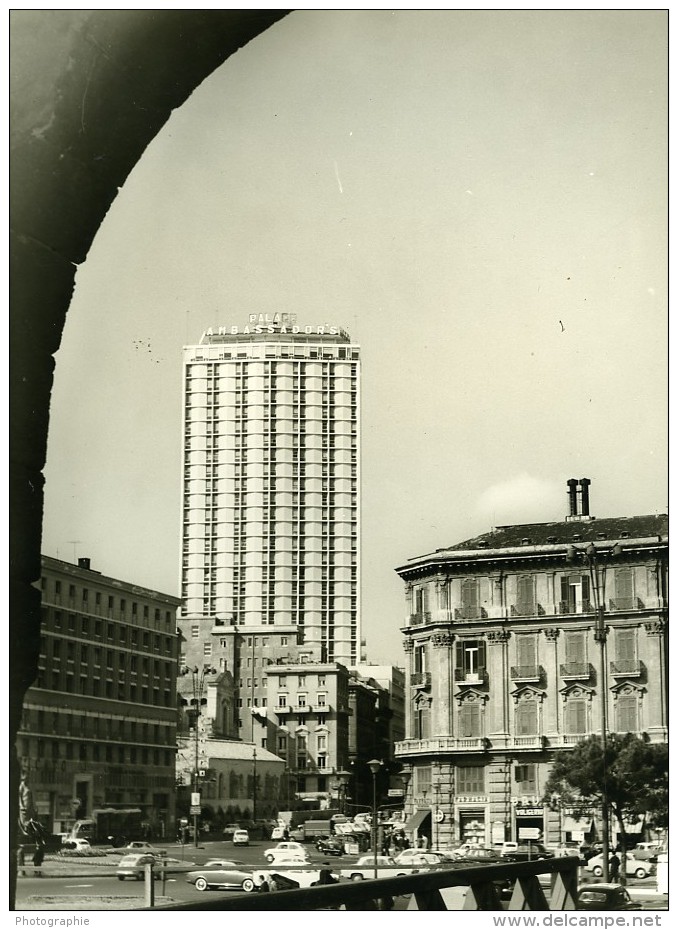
left=201, top=314, right=350, bottom=341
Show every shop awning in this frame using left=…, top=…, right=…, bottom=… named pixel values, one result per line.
left=622, top=815, right=645, bottom=835
left=403, top=809, right=431, bottom=833
left=562, top=816, right=592, bottom=833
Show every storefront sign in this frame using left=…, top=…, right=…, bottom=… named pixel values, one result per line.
left=515, top=808, right=543, bottom=817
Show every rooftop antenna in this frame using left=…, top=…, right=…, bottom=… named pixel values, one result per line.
left=67, top=540, right=82, bottom=563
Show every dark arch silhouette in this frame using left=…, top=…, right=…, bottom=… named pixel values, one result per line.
left=9, top=10, right=289, bottom=906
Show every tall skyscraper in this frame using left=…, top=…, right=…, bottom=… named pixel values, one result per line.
left=180, top=316, right=361, bottom=667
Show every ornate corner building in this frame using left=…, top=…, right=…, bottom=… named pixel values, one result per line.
left=395, top=480, right=667, bottom=849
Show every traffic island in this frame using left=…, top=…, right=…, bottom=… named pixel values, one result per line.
left=15, top=896, right=178, bottom=911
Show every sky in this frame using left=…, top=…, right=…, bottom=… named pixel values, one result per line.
left=41, top=9, right=668, bottom=667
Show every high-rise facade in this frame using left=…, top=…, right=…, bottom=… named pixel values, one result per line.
left=180, top=316, right=361, bottom=669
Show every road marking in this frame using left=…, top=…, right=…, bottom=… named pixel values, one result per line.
left=65, top=884, right=94, bottom=888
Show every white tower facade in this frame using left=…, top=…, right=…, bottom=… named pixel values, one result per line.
left=180, top=317, right=361, bottom=666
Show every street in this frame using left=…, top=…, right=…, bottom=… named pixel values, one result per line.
left=15, top=840, right=668, bottom=911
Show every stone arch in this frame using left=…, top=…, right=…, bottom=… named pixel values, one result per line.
left=10, top=9, right=289, bottom=906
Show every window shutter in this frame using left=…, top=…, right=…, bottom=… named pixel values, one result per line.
left=615, top=569, right=634, bottom=601
left=560, top=576, right=570, bottom=605
left=462, top=578, right=478, bottom=609
left=517, top=635, right=536, bottom=666
left=617, top=695, right=637, bottom=732
left=478, top=640, right=486, bottom=671
left=517, top=576, right=535, bottom=613
left=517, top=701, right=538, bottom=735
left=460, top=703, right=481, bottom=737
left=582, top=574, right=590, bottom=603
left=616, top=630, right=635, bottom=663
left=566, top=632, right=585, bottom=663
left=456, top=642, right=464, bottom=670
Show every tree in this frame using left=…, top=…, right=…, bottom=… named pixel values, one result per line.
left=543, top=734, right=668, bottom=878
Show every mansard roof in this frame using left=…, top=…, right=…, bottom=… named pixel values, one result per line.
left=447, top=514, right=667, bottom=551
left=397, top=513, right=667, bottom=578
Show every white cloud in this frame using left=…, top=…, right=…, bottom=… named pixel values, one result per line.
left=475, top=473, right=563, bottom=527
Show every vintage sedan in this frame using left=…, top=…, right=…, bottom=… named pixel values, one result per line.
left=393, top=849, right=447, bottom=867
left=340, top=855, right=417, bottom=881
left=585, top=853, right=653, bottom=880
left=186, top=864, right=259, bottom=892
left=116, top=853, right=160, bottom=881
left=121, top=841, right=167, bottom=856
left=456, top=847, right=503, bottom=865
left=263, top=841, right=308, bottom=863
left=577, top=883, right=642, bottom=910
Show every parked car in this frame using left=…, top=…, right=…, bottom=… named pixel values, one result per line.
left=222, top=823, right=241, bottom=839
left=259, top=868, right=340, bottom=890
left=632, top=842, right=663, bottom=861
left=577, top=883, right=642, bottom=910
left=340, top=855, right=416, bottom=881
left=186, top=864, right=258, bottom=892
left=315, top=836, right=344, bottom=856
left=502, top=843, right=554, bottom=863
left=456, top=847, right=503, bottom=865
left=263, top=841, right=307, bottom=862
left=203, top=859, right=242, bottom=869
left=394, top=849, right=446, bottom=866
left=270, top=826, right=287, bottom=841
left=233, top=829, right=250, bottom=847
left=116, top=853, right=159, bottom=881
left=121, top=841, right=167, bottom=856
left=265, top=849, right=311, bottom=867
left=62, top=838, right=92, bottom=851
left=585, top=853, right=653, bottom=880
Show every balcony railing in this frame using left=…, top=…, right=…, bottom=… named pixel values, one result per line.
left=609, top=597, right=644, bottom=611
left=454, top=606, right=488, bottom=620
left=559, top=662, right=592, bottom=680
left=395, top=736, right=489, bottom=755
left=609, top=659, right=642, bottom=677
left=154, top=857, right=580, bottom=912
left=410, top=672, right=431, bottom=689
left=510, top=603, right=545, bottom=617
left=510, top=665, right=541, bottom=682
left=454, top=668, right=487, bottom=686
left=558, top=600, right=594, bottom=615
left=408, top=611, right=431, bottom=626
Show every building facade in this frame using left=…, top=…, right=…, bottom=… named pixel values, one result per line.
left=17, top=557, right=181, bottom=838
left=263, top=660, right=352, bottom=807
left=395, top=481, right=668, bottom=850
left=179, top=317, right=361, bottom=673
left=176, top=738, right=285, bottom=825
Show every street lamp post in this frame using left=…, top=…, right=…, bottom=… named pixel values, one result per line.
left=368, top=759, right=383, bottom=879
left=252, top=747, right=257, bottom=823
left=334, top=769, right=351, bottom=814
left=421, top=788, right=428, bottom=849
left=433, top=780, right=441, bottom=851
left=567, top=541, right=622, bottom=882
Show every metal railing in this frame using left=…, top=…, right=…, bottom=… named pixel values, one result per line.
left=152, top=857, right=580, bottom=911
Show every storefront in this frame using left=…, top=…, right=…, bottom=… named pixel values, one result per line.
left=459, top=810, right=486, bottom=846
left=514, top=802, right=544, bottom=844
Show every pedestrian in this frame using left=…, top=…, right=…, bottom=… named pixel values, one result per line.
left=609, top=852, right=620, bottom=882
left=17, top=846, right=26, bottom=878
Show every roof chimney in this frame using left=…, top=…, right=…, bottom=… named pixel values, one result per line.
left=565, top=478, right=593, bottom=522
left=567, top=478, right=578, bottom=517
left=579, top=478, right=591, bottom=516
left=78, top=557, right=91, bottom=570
